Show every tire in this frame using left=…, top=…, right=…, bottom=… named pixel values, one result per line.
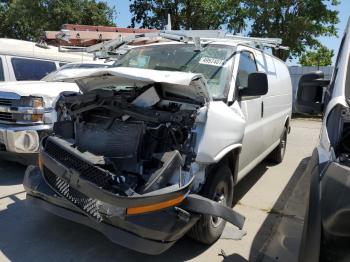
left=268, top=126, right=288, bottom=164
left=187, top=165, right=234, bottom=244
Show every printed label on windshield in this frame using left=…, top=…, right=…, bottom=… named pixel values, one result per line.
left=199, top=57, right=225, bottom=67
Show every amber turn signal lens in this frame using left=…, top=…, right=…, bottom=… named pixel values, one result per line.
left=127, top=195, right=185, bottom=215
left=38, top=154, right=43, bottom=171
left=31, top=114, right=43, bottom=122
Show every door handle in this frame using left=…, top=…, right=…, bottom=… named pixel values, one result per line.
left=261, top=101, right=264, bottom=118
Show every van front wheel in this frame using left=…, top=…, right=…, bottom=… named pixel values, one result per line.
left=268, top=127, right=288, bottom=164
left=187, top=165, right=234, bottom=244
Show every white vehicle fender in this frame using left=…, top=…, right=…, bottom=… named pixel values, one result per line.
left=195, top=101, right=246, bottom=163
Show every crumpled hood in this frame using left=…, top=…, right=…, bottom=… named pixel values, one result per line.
left=58, top=67, right=211, bottom=102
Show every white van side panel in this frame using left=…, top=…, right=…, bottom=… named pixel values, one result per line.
left=237, top=50, right=292, bottom=181
left=256, top=52, right=292, bottom=150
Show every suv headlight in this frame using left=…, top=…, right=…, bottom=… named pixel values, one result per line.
left=12, top=96, right=45, bottom=123
left=17, top=96, right=44, bottom=108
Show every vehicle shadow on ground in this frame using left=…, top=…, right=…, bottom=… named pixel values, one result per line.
left=248, top=157, right=311, bottom=261
left=0, top=161, right=276, bottom=262
left=233, top=163, right=269, bottom=205
left=0, top=160, right=26, bottom=186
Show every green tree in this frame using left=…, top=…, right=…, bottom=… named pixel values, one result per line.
left=244, top=0, right=339, bottom=61
left=129, top=0, right=247, bottom=33
left=0, top=0, right=115, bottom=41
left=299, top=45, right=334, bottom=66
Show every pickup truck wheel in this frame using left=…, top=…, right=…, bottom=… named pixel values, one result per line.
left=187, top=165, right=234, bottom=244
left=268, top=127, right=287, bottom=164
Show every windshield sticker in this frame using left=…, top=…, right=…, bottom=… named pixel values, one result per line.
left=128, top=55, right=150, bottom=68
left=199, top=57, right=225, bottom=67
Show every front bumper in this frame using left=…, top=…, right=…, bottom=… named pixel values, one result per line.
left=0, top=123, right=51, bottom=161
left=23, top=135, right=245, bottom=254
left=24, top=166, right=245, bottom=254
left=24, top=166, right=193, bottom=254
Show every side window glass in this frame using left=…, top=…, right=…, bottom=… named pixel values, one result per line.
left=236, top=51, right=257, bottom=89
left=0, top=58, right=4, bottom=81
left=11, top=58, right=57, bottom=81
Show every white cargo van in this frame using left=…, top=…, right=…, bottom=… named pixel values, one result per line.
left=0, top=38, right=92, bottom=81
left=24, top=31, right=292, bottom=254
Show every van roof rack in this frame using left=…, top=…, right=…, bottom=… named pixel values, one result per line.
left=58, top=30, right=289, bottom=60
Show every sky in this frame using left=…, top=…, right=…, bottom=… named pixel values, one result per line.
left=107, top=0, right=350, bottom=65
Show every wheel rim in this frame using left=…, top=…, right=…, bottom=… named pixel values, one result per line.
left=211, top=181, right=228, bottom=227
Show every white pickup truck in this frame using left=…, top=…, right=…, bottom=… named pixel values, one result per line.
left=0, top=61, right=111, bottom=164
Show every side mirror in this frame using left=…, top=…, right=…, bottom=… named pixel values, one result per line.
left=295, top=71, right=330, bottom=115
left=239, top=72, right=268, bottom=97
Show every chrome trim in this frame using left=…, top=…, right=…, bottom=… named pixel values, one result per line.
left=0, top=123, right=52, bottom=132
left=0, top=105, right=46, bottom=114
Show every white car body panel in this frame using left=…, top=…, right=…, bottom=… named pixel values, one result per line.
left=234, top=46, right=292, bottom=181
left=318, top=18, right=350, bottom=163
left=0, top=81, right=79, bottom=107
left=195, top=100, right=245, bottom=163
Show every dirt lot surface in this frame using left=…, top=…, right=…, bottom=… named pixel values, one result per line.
left=0, top=119, right=321, bottom=262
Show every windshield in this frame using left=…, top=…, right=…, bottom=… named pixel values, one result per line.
left=41, top=63, right=109, bottom=81
left=113, top=44, right=235, bottom=99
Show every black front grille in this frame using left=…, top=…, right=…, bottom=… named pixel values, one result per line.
left=0, top=99, right=13, bottom=106
left=45, top=138, right=115, bottom=189
left=44, top=167, right=102, bottom=221
left=0, top=112, right=13, bottom=122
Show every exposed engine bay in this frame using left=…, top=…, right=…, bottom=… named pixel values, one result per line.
left=52, top=84, right=201, bottom=196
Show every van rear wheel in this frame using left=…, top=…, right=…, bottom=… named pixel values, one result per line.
left=187, top=165, right=234, bottom=244
left=268, top=127, right=288, bottom=164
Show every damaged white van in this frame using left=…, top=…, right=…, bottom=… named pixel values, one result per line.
left=24, top=32, right=292, bottom=254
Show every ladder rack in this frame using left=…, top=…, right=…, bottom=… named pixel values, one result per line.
left=57, top=29, right=289, bottom=59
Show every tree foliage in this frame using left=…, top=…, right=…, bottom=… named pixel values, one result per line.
left=244, top=0, right=339, bottom=61
left=0, top=0, right=115, bottom=41
left=129, top=0, right=246, bottom=33
left=129, top=0, right=339, bottom=62
left=299, top=45, right=334, bottom=66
